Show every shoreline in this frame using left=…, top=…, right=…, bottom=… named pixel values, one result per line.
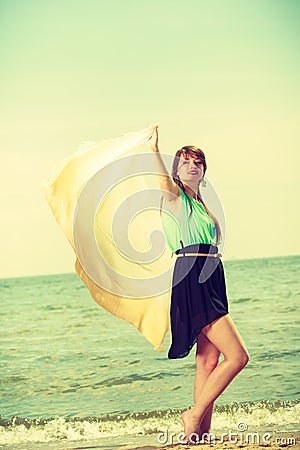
left=2, top=430, right=299, bottom=449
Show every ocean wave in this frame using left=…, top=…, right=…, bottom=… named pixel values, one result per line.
left=0, top=399, right=299, bottom=446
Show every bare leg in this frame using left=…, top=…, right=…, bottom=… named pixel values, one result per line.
left=194, top=333, right=220, bottom=436
left=182, top=314, right=249, bottom=442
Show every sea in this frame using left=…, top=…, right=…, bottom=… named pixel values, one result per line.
left=1, top=254, right=299, bottom=449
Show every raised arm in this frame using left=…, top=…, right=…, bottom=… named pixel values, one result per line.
left=149, top=126, right=180, bottom=203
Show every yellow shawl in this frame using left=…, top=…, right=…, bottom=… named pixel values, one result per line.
left=42, top=125, right=175, bottom=351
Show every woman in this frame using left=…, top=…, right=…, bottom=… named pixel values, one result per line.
left=149, top=125, right=249, bottom=443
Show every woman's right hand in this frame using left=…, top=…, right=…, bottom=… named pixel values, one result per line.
left=148, top=125, right=159, bottom=152
left=148, top=124, right=180, bottom=200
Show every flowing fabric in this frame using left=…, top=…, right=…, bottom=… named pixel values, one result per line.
left=42, top=125, right=175, bottom=351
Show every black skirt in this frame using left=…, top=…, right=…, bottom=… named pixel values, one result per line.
left=168, top=243, right=229, bottom=359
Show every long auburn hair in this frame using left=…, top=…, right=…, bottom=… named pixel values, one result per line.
left=160, top=146, right=222, bottom=246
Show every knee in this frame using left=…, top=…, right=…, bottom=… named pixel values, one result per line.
left=196, top=352, right=220, bottom=372
left=242, top=350, right=250, bottom=367
left=233, top=350, right=249, bottom=371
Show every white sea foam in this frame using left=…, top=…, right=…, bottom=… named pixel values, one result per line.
left=0, top=401, right=299, bottom=446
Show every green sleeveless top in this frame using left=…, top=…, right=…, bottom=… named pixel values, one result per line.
left=161, top=187, right=217, bottom=253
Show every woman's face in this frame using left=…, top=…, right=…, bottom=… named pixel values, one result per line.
left=176, top=153, right=204, bottom=184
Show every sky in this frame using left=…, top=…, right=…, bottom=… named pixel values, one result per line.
left=0, top=0, right=299, bottom=278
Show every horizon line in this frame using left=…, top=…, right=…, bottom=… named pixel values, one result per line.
left=1, top=252, right=299, bottom=281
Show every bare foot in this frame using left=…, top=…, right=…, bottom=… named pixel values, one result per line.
left=181, top=409, right=201, bottom=444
